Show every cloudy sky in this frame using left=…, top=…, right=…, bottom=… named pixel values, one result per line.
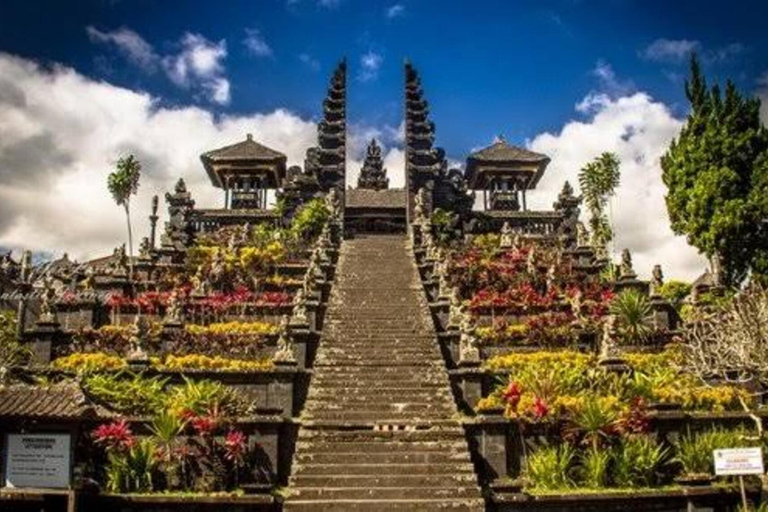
left=1, top=0, right=767, bottom=279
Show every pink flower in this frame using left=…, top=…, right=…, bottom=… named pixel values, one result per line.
left=190, top=415, right=218, bottom=436
left=224, top=429, right=248, bottom=462
left=93, top=419, right=135, bottom=451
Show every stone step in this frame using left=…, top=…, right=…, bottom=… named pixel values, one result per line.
left=294, top=440, right=469, bottom=453
left=288, top=486, right=481, bottom=501
left=289, top=473, right=478, bottom=488
left=284, top=498, right=484, bottom=511
left=293, top=447, right=473, bottom=466
left=307, top=391, right=452, bottom=402
left=309, top=380, right=449, bottom=390
left=291, top=461, right=474, bottom=476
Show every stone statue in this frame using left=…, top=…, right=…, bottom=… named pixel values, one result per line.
left=127, top=316, right=149, bottom=361
left=273, top=315, right=296, bottom=364
left=191, top=265, right=207, bottom=296
left=546, top=264, right=557, bottom=291
left=291, top=287, right=308, bottom=325
left=459, top=313, right=480, bottom=364
left=599, top=314, right=619, bottom=360
left=38, top=276, right=57, bottom=323
left=227, top=232, right=237, bottom=253
left=110, top=244, right=128, bottom=276
left=326, top=188, right=342, bottom=219
left=413, top=188, right=426, bottom=221
left=526, top=247, right=537, bottom=275
left=448, top=288, right=464, bottom=330
left=570, top=288, right=583, bottom=319
left=175, top=178, right=188, bottom=194
left=238, top=223, right=251, bottom=246
left=620, top=249, right=637, bottom=280
left=138, top=237, right=152, bottom=259
left=500, top=222, right=514, bottom=249
left=164, top=289, right=183, bottom=324
left=650, top=264, right=664, bottom=298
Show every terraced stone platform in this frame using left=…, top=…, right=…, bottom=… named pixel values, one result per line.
left=285, top=234, right=483, bottom=511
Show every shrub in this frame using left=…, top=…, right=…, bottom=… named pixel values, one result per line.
left=610, top=289, right=653, bottom=344
left=613, top=435, right=669, bottom=487
left=166, top=377, right=247, bottom=418
left=580, top=447, right=611, bottom=488
left=674, top=426, right=757, bottom=476
left=52, top=352, right=127, bottom=373
left=105, top=437, right=158, bottom=493
left=0, top=310, right=28, bottom=367
left=290, top=199, right=329, bottom=241
left=158, top=354, right=273, bottom=372
left=84, top=373, right=167, bottom=416
left=658, top=280, right=692, bottom=307
left=525, top=443, right=576, bottom=490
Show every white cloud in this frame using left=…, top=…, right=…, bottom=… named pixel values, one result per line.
left=86, top=26, right=159, bottom=71
left=243, top=28, right=273, bottom=58
left=163, top=33, right=230, bottom=104
left=299, top=53, right=320, bottom=71
left=88, top=27, right=231, bottom=105
left=641, top=38, right=745, bottom=65
left=0, top=52, right=316, bottom=260
left=386, top=4, right=405, bottom=19
left=641, top=38, right=700, bottom=63
left=358, top=51, right=383, bottom=82
left=528, top=92, right=707, bottom=280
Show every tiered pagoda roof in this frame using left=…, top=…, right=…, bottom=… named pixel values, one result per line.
left=357, top=139, right=389, bottom=190
left=465, top=137, right=550, bottom=190
left=200, top=134, right=287, bottom=189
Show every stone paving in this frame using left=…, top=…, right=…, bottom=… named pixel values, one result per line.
left=285, top=234, right=483, bottom=511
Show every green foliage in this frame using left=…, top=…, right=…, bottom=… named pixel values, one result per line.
left=658, top=280, right=692, bottom=307
left=107, top=155, right=141, bottom=207
left=105, top=438, right=158, bottom=493
left=661, top=56, right=768, bottom=285
left=580, top=447, right=611, bottom=488
left=430, top=208, right=460, bottom=246
left=0, top=310, right=28, bottom=367
left=289, top=199, right=329, bottom=241
left=610, top=289, right=653, bottom=344
left=578, top=152, right=621, bottom=249
left=674, top=426, right=757, bottom=476
left=166, top=377, right=246, bottom=417
left=613, top=435, right=669, bottom=488
left=525, top=443, right=576, bottom=490
left=84, top=373, right=167, bottom=416
left=573, top=399, right=620, bottom=450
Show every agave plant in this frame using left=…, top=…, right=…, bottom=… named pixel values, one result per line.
left=610, top=289, right=653, bottom=345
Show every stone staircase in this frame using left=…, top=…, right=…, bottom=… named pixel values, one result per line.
left=285, top=234, right=484, bottom=511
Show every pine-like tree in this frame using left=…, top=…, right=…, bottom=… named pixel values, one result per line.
left=661, top=56, right=768, bottom=285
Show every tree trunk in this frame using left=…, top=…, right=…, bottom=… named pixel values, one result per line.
left=125, top=202, right=134, bottom=283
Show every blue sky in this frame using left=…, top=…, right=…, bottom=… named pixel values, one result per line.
left=2, top=0, right=766, bottom=157
left=0, top=0, right=767, bottom=278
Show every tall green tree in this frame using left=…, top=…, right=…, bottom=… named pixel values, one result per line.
left=107, top=155, right=141, bottom=280
left=578, top=152, right=621, bottom=253
left=661, top=56, right=768, bottom=286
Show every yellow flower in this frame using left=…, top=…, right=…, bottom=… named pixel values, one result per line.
left=157, top=354, right=274, bottom=372
left=52, top=352, right=127, bottom=373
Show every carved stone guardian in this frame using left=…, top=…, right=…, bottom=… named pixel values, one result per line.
left=500, top=222, right=514, bottom=249
left=273, top=315, right=297, bottom=365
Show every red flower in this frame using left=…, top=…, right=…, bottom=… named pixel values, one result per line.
left=93, top=419, right=135, bottom=451
left=190, top=415, right=218, bottom=436
left=224, top=429, right=248, bottom=462
left=532, top=397, right=549, bottom=419
left=503, top=382, right=522, bottom=410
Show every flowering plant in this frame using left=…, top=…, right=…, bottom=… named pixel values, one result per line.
left=93, top=419, right=136, bottom=451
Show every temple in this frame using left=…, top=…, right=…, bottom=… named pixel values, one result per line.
left=0, top=60, right=732, bottom=512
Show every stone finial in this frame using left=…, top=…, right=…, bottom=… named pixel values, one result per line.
left=576, top=222, right=590, bottom=248
left=559, top=181, right=574, bottom=200
left=174, top=178, right=187, bottom=194
left=500, top=222, right=514, bottom=249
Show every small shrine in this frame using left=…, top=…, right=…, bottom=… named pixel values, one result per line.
left=465, top=136, right=550, bottom=211
left=200, top=134, right=287, bottom=210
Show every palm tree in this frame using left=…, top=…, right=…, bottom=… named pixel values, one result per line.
left=107, top=155, right=141, bottom=281
left=578, top=153, right=621, bottom=255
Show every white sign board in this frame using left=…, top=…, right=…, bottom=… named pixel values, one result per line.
left=4, top=434, right=71, bottom=488
left=714, top=447, right=764, bottom=476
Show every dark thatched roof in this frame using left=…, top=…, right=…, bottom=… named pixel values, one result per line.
left=200, top=134, right=287, bottom=188
left=345, top=188, right=407, bottom=209
left=468, top=139, right=549, bottom=164
left=202, top=134, right=285, bottom=162
left=0, top=382, right=111, bottom=421
left=465, top=138, right=551, bottom=190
